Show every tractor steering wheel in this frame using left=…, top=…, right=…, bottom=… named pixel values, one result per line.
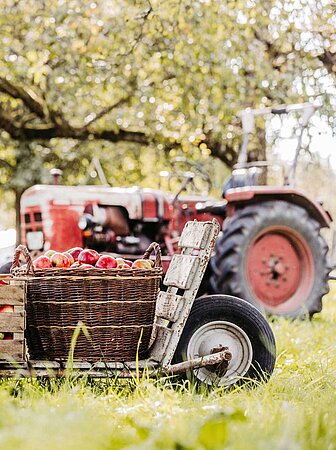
left=169, top=157, right=212, bottom=195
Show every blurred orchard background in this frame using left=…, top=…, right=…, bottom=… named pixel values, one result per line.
left=0, top=0, right=335, bottom=243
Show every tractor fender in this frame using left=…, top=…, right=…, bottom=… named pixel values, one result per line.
left=224, top=186, right=332, bottom=228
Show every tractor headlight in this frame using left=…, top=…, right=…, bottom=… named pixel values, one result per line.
left=78, top=213, right=95, bottom=231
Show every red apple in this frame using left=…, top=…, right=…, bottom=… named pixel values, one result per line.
left=132, top=259, right=152, bottom=269
left=116, top=258, right=128, bottom=269
left=33, top=255, right=53, bottom=269
left=96, top=255, right=117, bottom=269
left=0, top=331, right=13, bottom=340
left=3, top=333, right=13, bottom=340
left=115, top=258, right=133, bottom=269
left=0, top=305, right=14, bottom=313
left=0, top=280, right=8, bottom=285
left=67, top=247, right=83, bottom=262
left=51, top=252, right=71, bottom=268
left=79, top=264, right=93, bottom=269
left=71, top=261, right=81, bottom=268
left=63, top=252, right=75, bottom=266
left=44, top=250, right=56, bottom=259
left=78, top=249, right=100, bottom=266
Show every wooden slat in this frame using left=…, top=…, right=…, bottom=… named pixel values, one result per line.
left=178, top=221, right=212, bottom=249
left=14, top=332, right=24, bottom=340
left=0, top=340, right=24, bottom=361
left=151, top=219, right=221, bottom=366
left=164, top=255, right=199, bottom=289
left=155, top=292, right=184, bottom=322
left=0, top=313, right=24, bottom=332
left=29, top=360, right=61, bottom=369
left=0, top=368, right=28, bottom=377
left=149, top=325, right=172, bottom=361
left=0, top=285, right=25, bottom=306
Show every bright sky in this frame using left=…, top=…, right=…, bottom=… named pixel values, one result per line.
left=0, top=229, right=16, bottom=249
left=269, top=115, right=336, bottom=170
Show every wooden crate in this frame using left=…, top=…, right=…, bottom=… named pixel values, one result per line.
left=0, top=276, right=26, bottom=362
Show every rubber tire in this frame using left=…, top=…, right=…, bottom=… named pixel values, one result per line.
left=209, top=201, right=330, bottom=319
left=0, top=261, right=11, bottom=274
left=173, top=295, right=276, bottom=387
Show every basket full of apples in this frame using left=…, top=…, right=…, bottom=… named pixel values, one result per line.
left=10, top=244, right=162, bottom=362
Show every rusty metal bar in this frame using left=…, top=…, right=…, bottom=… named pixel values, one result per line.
left=164, top=350, right=232, bottom=375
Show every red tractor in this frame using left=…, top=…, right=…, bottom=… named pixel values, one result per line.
left=20, top=103, right=333, bottom=318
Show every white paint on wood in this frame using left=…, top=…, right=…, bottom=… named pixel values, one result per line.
left=178, top=221, right=212, bottom=249
left=155, top=292, right=184, bottom=322
left=164, top=255, right=199, bottom=289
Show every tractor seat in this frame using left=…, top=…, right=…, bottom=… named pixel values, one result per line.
left=222, top=167, right=262, bottom=197
left=195, top=200, right=227, bottom=216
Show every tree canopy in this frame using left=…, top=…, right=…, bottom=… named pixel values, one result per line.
left=0, top=0, right=335, bottom=220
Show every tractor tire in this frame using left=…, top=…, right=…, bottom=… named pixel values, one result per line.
left=173, top=295, right=276, bottom=387
left=209, top=201, right=330, bottom=319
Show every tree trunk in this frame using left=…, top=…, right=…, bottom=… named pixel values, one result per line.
left=15, top=189, right=23, bottom=246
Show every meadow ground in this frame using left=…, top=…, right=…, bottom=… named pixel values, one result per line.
left=0, top=283, right=335, bottom=450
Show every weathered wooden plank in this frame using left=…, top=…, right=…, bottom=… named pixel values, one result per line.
left=163, top=255, right=199, bottom=289
left=15, top=368, right=150, bottom=378
left=178, top=221, right=213, bottom=249
left=27, top=360, right=159, bottom=372
left=0, top=369, right=28, bottom=377
left=155, top=291, right=184, bottom=322
left=0, top=340, right=24, bottom=361
left=0, top=313, right=24, bottom=332
left=29, top=360, right=61, bottom=369
left=149, top=325, right=172, bottom=361
left=150, top=219, right=221, bottom=366
left=14, top=332, right=24, bottom=340
left=0, top=359, right=160, bottom=377
left=0, top=285, right=25, bottom=305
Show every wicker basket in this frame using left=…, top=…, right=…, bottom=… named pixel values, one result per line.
left=11, top=244, right=162, bottom=362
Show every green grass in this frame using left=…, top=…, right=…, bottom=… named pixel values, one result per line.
left=0, top=284, right=335, bottom=450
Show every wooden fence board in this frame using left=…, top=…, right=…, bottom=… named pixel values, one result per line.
left=0, top=285, right=25, bottom=306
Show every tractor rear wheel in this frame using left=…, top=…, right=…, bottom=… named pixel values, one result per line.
left=210, top=201, right=329, bottom=318
left=173, top=295, right=276, bottom=387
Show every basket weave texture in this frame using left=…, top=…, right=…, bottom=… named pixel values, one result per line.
left=11, top=244, right=162, bottom=362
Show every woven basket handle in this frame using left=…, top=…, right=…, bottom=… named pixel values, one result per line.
left=143, top=242, right=162, bottom=268
left=10, top=244, right=35, bottom=276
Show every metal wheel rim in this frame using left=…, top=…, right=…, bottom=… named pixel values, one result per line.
left=245, top=225, right=314, bottom=314
left=186, top=321, right=253, bottom=386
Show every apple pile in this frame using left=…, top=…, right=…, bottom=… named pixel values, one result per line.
left=33, top=247, right=154, bottom=270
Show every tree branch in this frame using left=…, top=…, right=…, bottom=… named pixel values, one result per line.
left=0, top=158, right=14, bottom=171
left=0, top=77, right=46, bottom=118
left=84, top=95, right=132, bottom=127
left=162, top=135, right=238, bottom=168
left=253, top=31, right=290, bottom=71
left=317, top=50, right=336, bottom=76
left=0, top=105, right=148, bottom=144
left=202, top=135, right=238, bottom=167
left=95, top=128, right=148, bottom=144
left=254, top=29, right=336, bottom=78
